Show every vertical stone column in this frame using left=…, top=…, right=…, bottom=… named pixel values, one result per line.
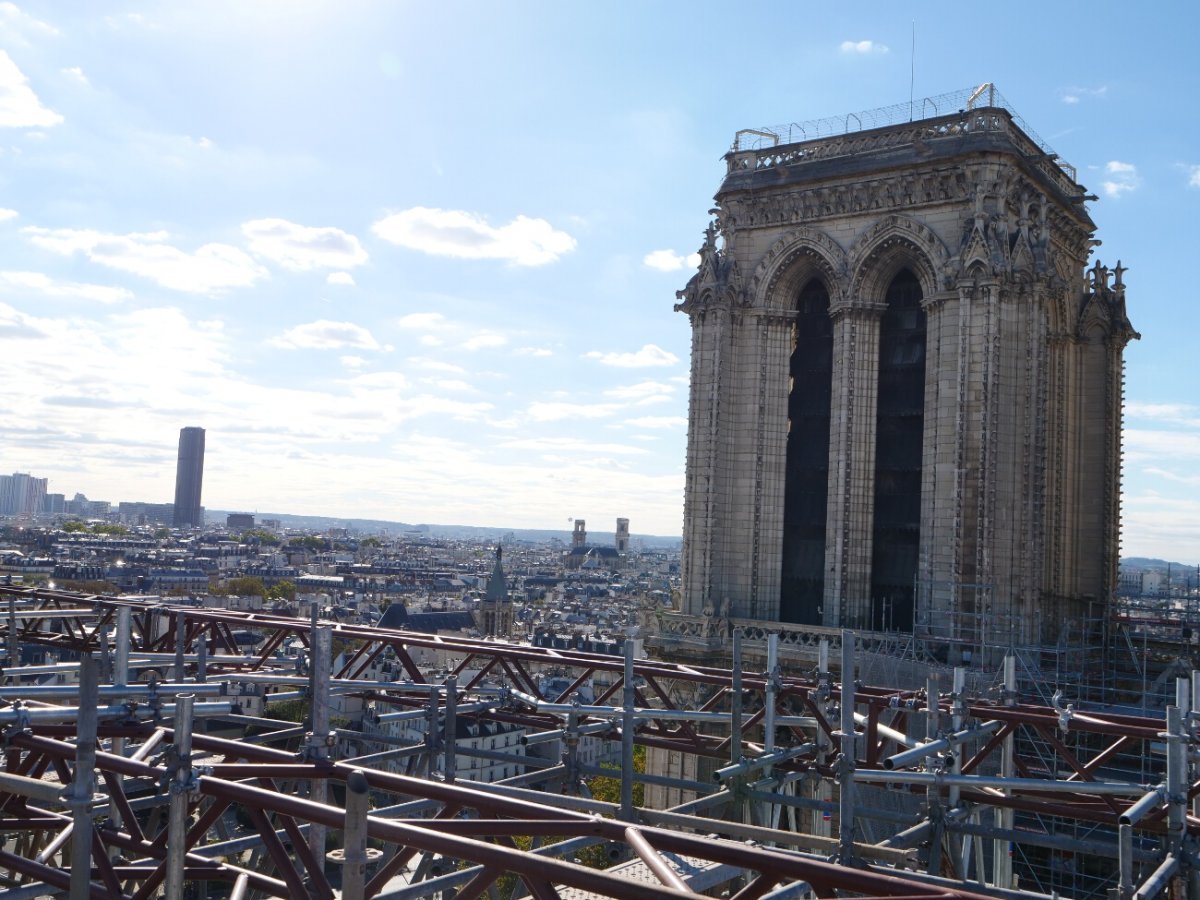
left=751, top=310, right=796, bottom=621
left=824, top=305, right=883, bottom=628
left=916, top=289, right=958, bottom=644
left=681, top=308, right=719, bottom=615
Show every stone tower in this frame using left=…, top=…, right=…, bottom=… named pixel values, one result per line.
left=616, top=518, right=630, bottom=554
left=572, top=520, right=587, bottom=550
left=476, top=546, right=513, bottom=638
left=675, top=86, right=1137, bottom=652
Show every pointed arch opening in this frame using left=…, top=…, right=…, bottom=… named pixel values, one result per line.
left=870, top=268, right=925, bottom=632
left=780, top=278, right=833, bottom=624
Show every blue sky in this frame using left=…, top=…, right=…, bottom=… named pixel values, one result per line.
left=0, top=2, right=1198, bottom=558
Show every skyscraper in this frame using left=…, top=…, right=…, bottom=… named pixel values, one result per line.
left=0, top=473, right=47, bottom=518
left=675, top=86, right=1136, bottom=651
left=173, top=427, right=206, bottom=528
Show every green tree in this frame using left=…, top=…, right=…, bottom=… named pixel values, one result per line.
left=288, top=535, right=329, bottom=552
left=90, top=523, right=129, bottom=536
left=223, top=576, right=266, bottom=597
left=241, top=528, right=281, bottom=546
left=62, top=521, right=87, bottom=533
left=265, top=580, right=297, bottom=602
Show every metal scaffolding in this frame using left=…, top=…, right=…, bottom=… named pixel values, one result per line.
left=0, top=586, right=1195, bottom=899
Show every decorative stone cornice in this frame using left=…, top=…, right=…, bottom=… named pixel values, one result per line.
left=721, top=168, right=969, bottom=235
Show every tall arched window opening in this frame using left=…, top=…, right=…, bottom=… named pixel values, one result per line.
left=780, top=279, right=832, bottom=624
left=870, top=268, right=925, bottom=632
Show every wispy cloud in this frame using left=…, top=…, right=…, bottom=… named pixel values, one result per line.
left=0, top=50, right=63, bottom=127
left=60, top=66, right=89, bottom=87
left=397, top=312, right=452, bottom=331
left=498, top=436, right=648, bottom=456
left=0, top=209, right=16, bottom=222
left=1059, top=85, right=1107, bottom=104
left=269, top=319, right=381, bottom=351
left=24, top=226, right=267, bottom=293
left=585, top=344, right=679, bottom=368
left=526, top=401, right=620, bottom=422
left=0, top=270, right=133, bottom=304
left=407, top=356, right=465, bottom=374
left=0, top=300, right=47, bottom=338
left=604, top=380, right=674, bottom=402
left=242, top=218, right=368, bottom=271
left=840, top=40, right=888, bottom=55
left=462, top=332, right=507, bottom=351
left=1101, top=160, right=1139, bottom=198
left=1126, top=402, right=1200, bottom=427
left=326, top=271, right=355, bottom=286
left=644, top=249, right=701, bottom=272
left=624, top=415, right=687, bottom=429
left=0, top=3, right=60, bottom=40
left=1181, top=164, right=1200, bottom=189
left=515, top=346, right=553, bottom=358
left=372, top=207, right=576, bottom=266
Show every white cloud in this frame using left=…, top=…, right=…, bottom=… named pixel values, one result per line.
left=462, top=332, right=507, bottom=351
left=585, top=344, right=679, bottom=368
left=498, top=436, right=648, bottom=456
left=340, top=355, right=367, bottom=369
left=407, top=356, right=465, bottom=374
left=397, top=311, right=451, bottom=331
left=644, top=249, right=701, bottom=272
left=526, top=401, right=620, bottom=422
left=1126, top=402, right=1200, bottom=426
left=0, top=299, right=47, bottom=338
left=269, top=319, right=381, bottom=351
left=0, top=50, right=63, bottom=127
left=1101, top=160, right=1139, bottom=198
left=24, top=226, right=267, bottom=293
left=0, top=270, right=133, bottom=304
left=1124, top=429, right=1200, bottom=462
left=0, top=208, right=17, bottom=221
left=840, top=40, right=888, bottom=55
left=624, top=415, right=687, bottom=429
left=515, top=346, right=553, bottom=358
left=341, top=370, right=409, bottom=391
left=605, top=380, right=674, bottom=401
left=425, top=378, right=475, bottom=393
left=372, top=206, right=576, bottom=266
left=327, top=271, right=356, bottom=286
left=1185, top=165, right=1200, bottom=189
left=61, top=66, right=89, bottom=87
left=1060, top=85, right=1107, bottom=104
left=0, top=4, right=59, bottom=38
left=1143, top=468, right=1200, bottom=487
left=241, top=218, right=368, bottom=271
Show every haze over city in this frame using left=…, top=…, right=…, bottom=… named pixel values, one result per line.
left=1, top=2, right=1198, bottom=561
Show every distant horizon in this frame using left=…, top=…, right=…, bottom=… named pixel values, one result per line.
left=11, top=469, right=1200, bottom=563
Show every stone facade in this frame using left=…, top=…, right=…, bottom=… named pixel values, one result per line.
left=676, top=99, right=1137, bottom=655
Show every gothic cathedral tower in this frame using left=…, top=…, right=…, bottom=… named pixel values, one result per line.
left=676, top=86, right=1136, bottom=652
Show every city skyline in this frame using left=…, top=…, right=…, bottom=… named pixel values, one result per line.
left=0, top=3, right=1198, bottom=562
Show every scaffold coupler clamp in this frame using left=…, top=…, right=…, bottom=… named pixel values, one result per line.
left=1051, top=690, right=1073, bottom=732
left=1, top=701, right=30, bottom=744
left=831, top=750, right=853, bottom=779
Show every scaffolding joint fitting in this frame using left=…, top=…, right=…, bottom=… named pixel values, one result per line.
left=1, top=702, right=30, bottom=741
left=169, top=771, right=199, bottom=797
